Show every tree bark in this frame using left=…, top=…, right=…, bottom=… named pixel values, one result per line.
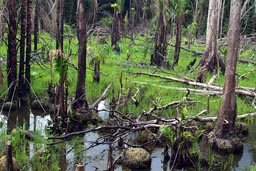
left=6, top=141, right=13, bottom=171
left=56, top=0, right=64, bottom=51
left=151, top=11, right=168, bottom=67
left=25, top=0, right=32, bottom=95
left=73, top=0, right=88, bottom=111
left=0, top=7, right=2, bottom=41
left=18, top=0, right=27, bottom=97
left=93, top=60, right=100, bottom=83
left=111, top=11, right=121, bottom=48
left=0, top=58, right=3, bottom=87
left=214, top=0, right=241, bottom=139
left=34, top=0, right=40, bottom=51
left=196, top=0, right=225, bottom=83
left=173, top=14, right=182, bottom=66
left=7, top=0, right=17, bottom=100
left=219, top=0, right=225, bottom=38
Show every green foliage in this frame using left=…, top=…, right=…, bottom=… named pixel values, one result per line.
left=168, top=0, right=186, bottom=16
left=111, top=3, right=118, bottom=9
left=54, top=52, right=69, bottom=82
left=160, top=125, right=175, bottom=144
left=111, top=0, right=124, bottom=12
left=250, top=165, right=256, bottom=171
left=117, top=0, right=125, bottom=12
left=99, top=17, right=112, bottom=27
left=158, top=0, right=164, bottom=11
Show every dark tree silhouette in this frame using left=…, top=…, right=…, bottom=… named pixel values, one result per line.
left=151, top=6, right=168, bottom=68
left=18, top=0, right=27, bottom=97
left=33, top=0, right=40, bottom=51
left=111, top=11, right=121, bottom=48
left=7, top=0, right=17, bottom=100
left=25, top=0, right=32, bottom=95
left=73, top=0, right=88, bottom=111
left=56, top=0, right=64, bottom=51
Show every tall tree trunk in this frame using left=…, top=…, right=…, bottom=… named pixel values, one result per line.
left=56, top=0, right=64, bottom=51
left=73, top=0, right=88, bottom=111
left=219, top=0, right=225, bottom=38
left=196, top=0, right=225, bottom=83
left=240, top=0, right=251, bottom=17
left=25, top=0, right=32, bottom=95
left=214, top=0, right=241, bottom=139
left=18, top=0, right=27, bottom=97
left=193, top=0, right=199, bottom=23
left=111, top=11, right=121, bottom=48
left=0, top=7, right=3, bottom=42
left=93, top=60, right=100, bottom=83
left=217, top=0, right=222, bottom=37
left=34, top=0, right=40, bottom=51
left=0, top=58, right=3, bottom=87
left=173, top=15, right=182, bottom=66
left=151, top=11, right=168, bottom=67
left=7, top=0, right=17, bottom=100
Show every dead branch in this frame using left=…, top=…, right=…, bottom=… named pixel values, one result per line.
left=47, top=109, right=256, bottom=142
left=130, top=72, right=256, bottom=97
left=89, top=83, right=112, bottom=109
left=132, top=81, right=222, bottom=96
left=191, top=112, right=256, bottom=122
left=144, top=99, right=196, bottom=115
left=238, top=58, right=256, bottom=65
left=168, top=42, right=255, bottom=66
left=167, top=43, right=203, bottom=56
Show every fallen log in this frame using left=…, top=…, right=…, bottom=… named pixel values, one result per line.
left=167, top=43, right=256, bottom=65
left=167, top=43, right=203, bottom=56
left=238, top=58, right=256, bottom=65
left=191, top=112, right=256, bottom=122
left=130, top=72, right=256, bottom=97
left=132, top=81, right=223, bottom=96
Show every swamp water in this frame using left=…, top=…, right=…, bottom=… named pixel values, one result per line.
left=0, top=102, right=256, bottom=171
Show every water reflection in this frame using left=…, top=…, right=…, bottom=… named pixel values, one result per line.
left=1, top=106, right=30, bottom=133
left=1, top=107, right=256, bottom=171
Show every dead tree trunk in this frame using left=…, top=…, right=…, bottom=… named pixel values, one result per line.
left=151, top=11, right=169, bottom=67
left=73, top=0, right=88, bottom=111
left=18, top=0, right=27, bottom=97
left=111, top=11, right=121, bottom=48
left=56, top=0, right=64, bottom=51
left=0, top=9, right=2, bottom=41
left=25, top=0, right=32, bottom=95
left=214, top=0, right=241, bottom=139
left=33, top=0, right=40, bottom=52
left=93, top=60, right=100, bottom=83
left=7, top=0, right=17, bottom=100
left=0, top=58, right=3, bottom=87
left=6, top=141, right=14, bottom=171
left=196, top=0, right=225, bottom=83
left=173, top=14, right=182, bottom=66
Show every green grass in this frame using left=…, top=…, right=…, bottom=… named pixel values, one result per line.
left=0, top=29, right=255, bottom=171
left=0, top=30, right=255, bottom=117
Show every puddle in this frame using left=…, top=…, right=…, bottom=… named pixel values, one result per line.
left=1, top=106, right=256, bottom=171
